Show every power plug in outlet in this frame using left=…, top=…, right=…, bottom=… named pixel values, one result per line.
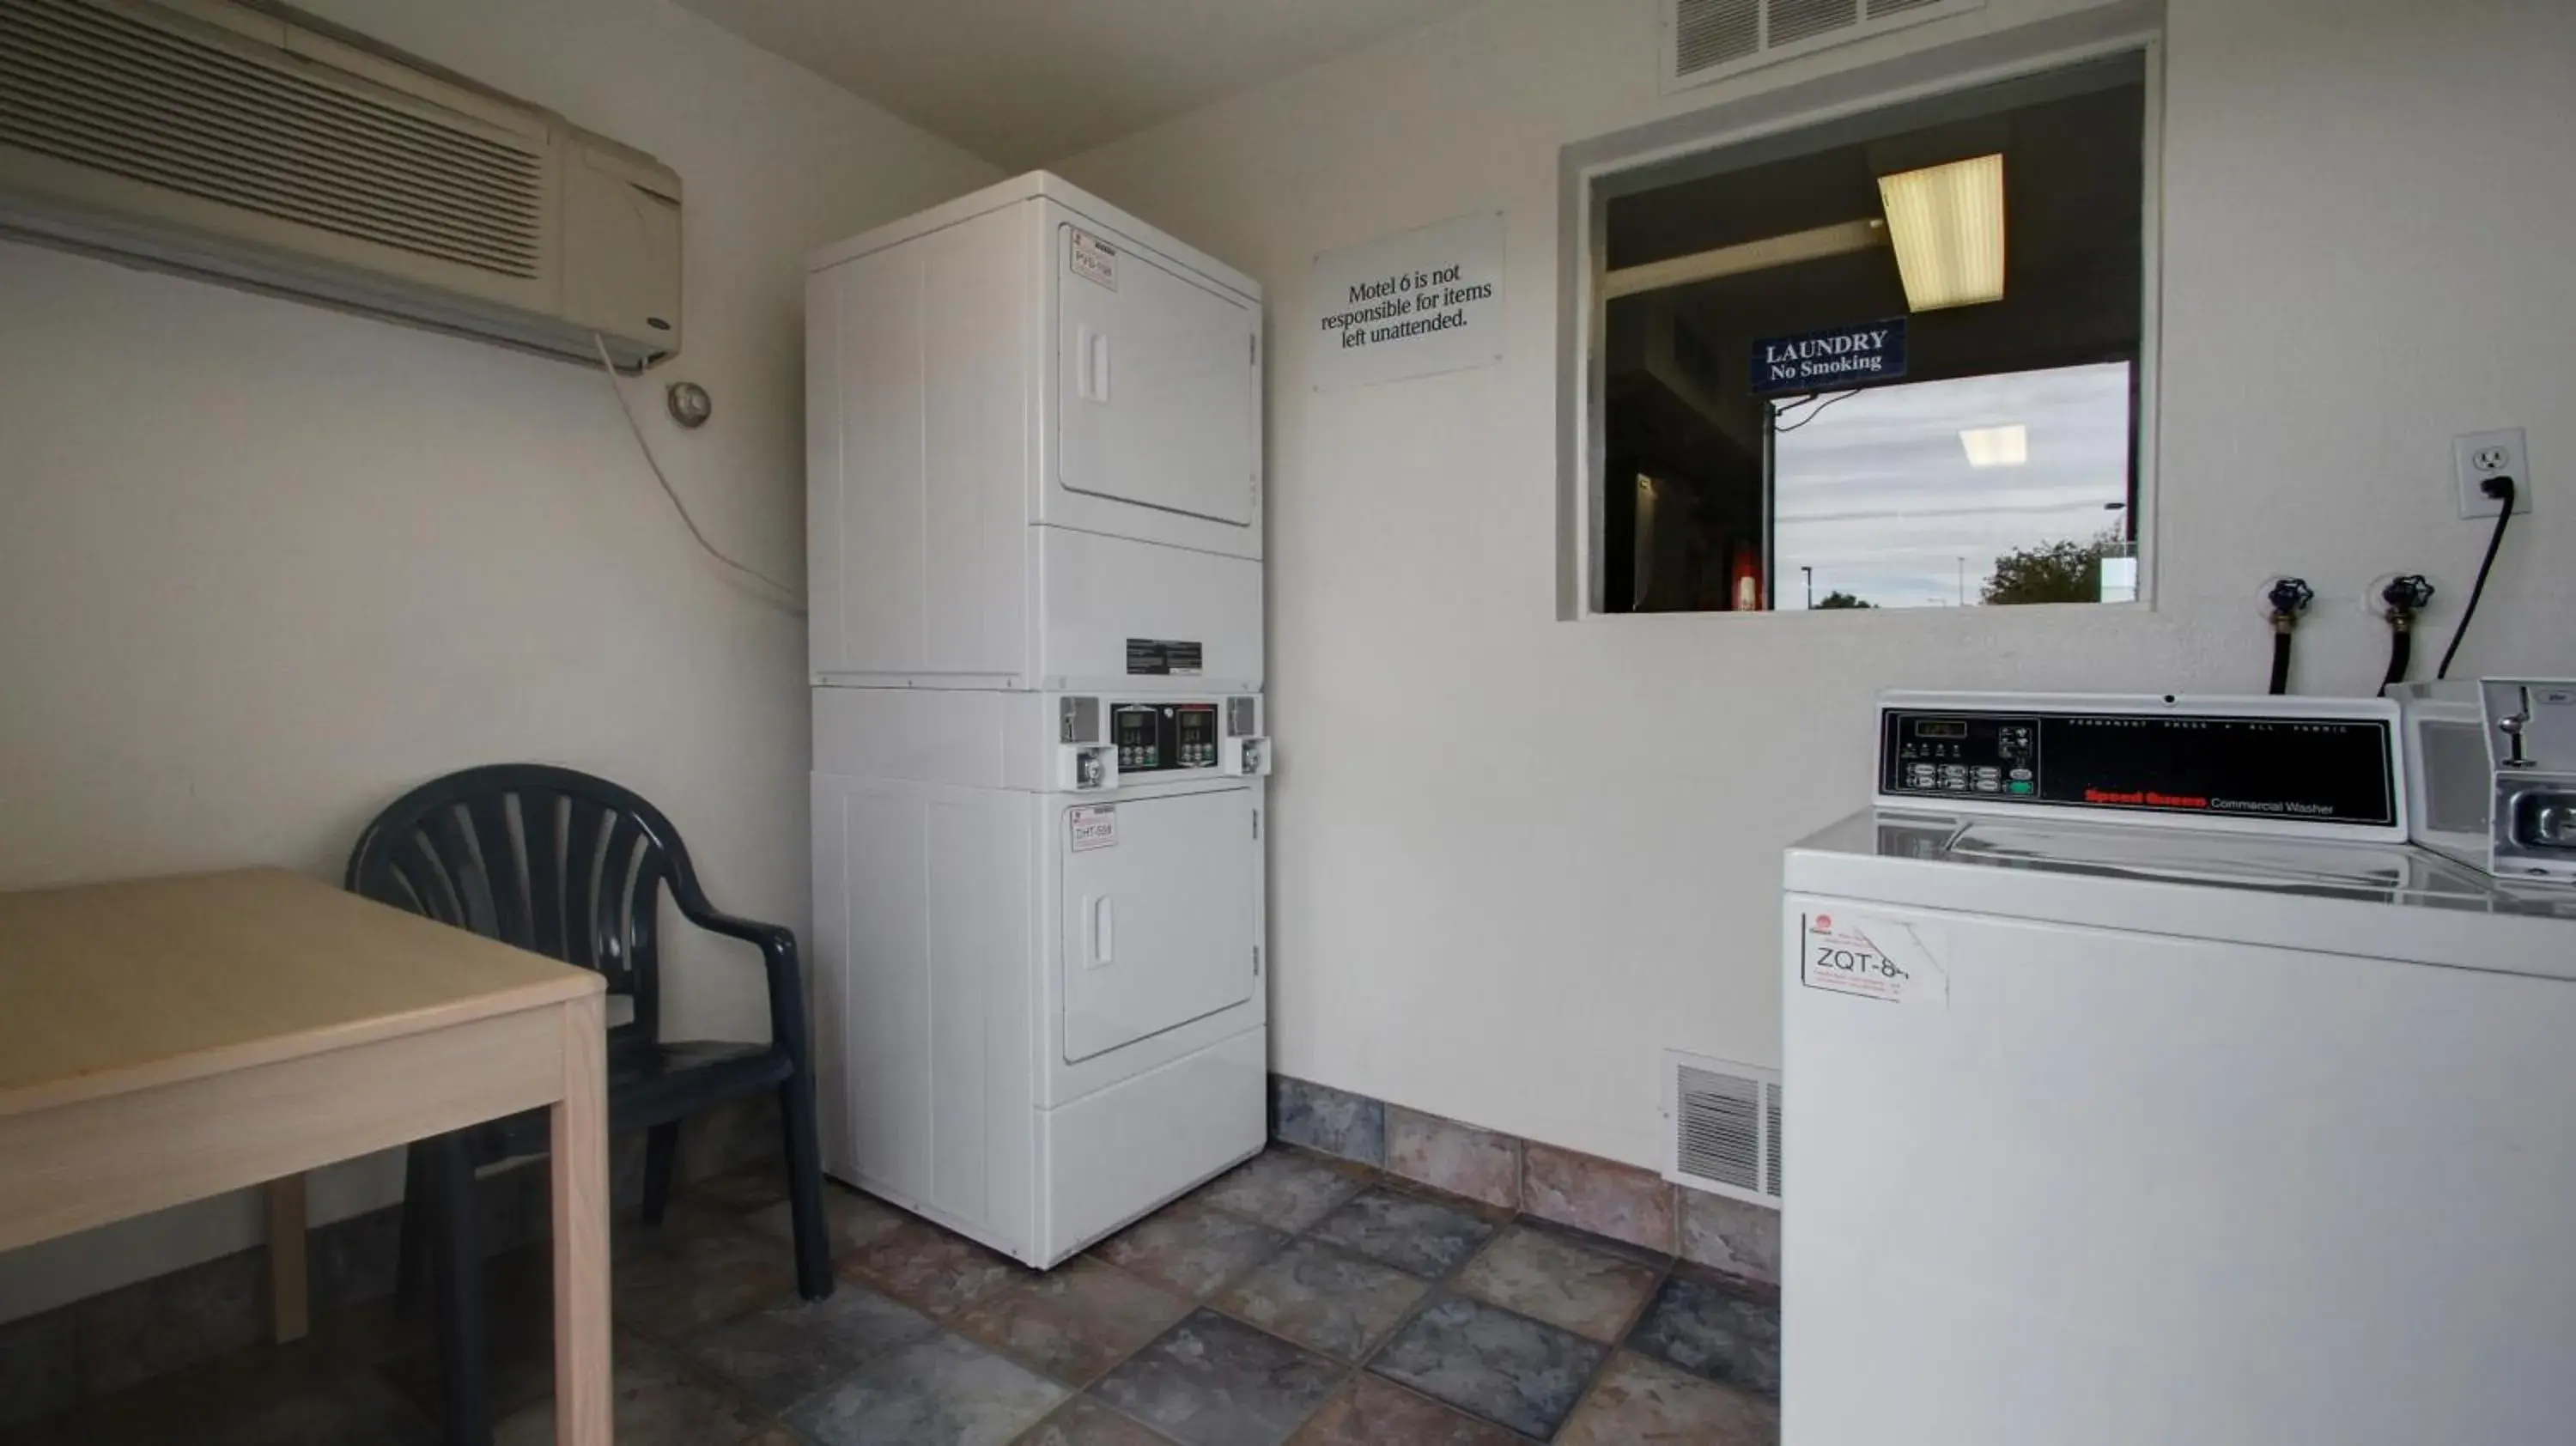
left=2456, top=428, right=2531, bottom=518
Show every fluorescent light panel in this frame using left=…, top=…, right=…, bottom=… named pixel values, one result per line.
left=1959, top=423, right=2027, bottom=467
left=1601, top=219, right=1887, bottom=300
left=1879, top=154, right=2005, bottom=312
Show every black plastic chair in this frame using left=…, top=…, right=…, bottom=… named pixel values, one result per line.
left=346, top=764, right=832, bottom=1446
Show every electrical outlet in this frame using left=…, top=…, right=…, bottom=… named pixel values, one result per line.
left=2455, top=428, right=2531, bottom=518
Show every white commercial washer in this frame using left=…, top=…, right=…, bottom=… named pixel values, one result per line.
left=1783, top=692, right=2576, bottom=1446
left=805, top=173, right=1271, bottom=1267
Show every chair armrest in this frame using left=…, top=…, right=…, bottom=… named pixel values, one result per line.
left=675, top=900, right=809, bottom=1060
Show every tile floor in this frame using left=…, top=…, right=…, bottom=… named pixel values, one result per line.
left=1, top=1147, right=1777, bottom=1445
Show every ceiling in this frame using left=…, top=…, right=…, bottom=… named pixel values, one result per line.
left=671, top=0, right=1482, bottom=169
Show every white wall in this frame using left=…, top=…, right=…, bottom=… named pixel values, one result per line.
left=0, top=0, right=997, bottom=1321
left=1058, top=0, right=2576, bottom=1170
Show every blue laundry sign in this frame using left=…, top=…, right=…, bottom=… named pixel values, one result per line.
left=1750, top=319, right=1907, bottom=395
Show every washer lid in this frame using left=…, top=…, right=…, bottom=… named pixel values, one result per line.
left=1785, top=809, right=2576, bottom=982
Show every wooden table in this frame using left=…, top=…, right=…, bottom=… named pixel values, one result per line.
left=0, top=868, right=611, bottom=1443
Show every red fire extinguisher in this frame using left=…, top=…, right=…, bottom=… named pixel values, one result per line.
left=1730, top=542, right=1763, bottom=611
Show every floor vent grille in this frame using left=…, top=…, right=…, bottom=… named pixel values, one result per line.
left=1664, top=1050, right=1782, bottom=1208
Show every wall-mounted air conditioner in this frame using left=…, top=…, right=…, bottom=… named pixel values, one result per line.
left=0, top=0, right=683, bottom=366
left=1662, top=0, right=1987, bottom=94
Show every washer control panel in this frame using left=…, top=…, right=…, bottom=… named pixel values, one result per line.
left=1877, top=694, right=2403, bottom=837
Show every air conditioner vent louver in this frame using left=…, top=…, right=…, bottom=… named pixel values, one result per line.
left=1766, top=0, right=1859, bottom=46
left=0, top=0, right=545, bottom=278
left=1673, top=0, right=1759, bottom=74
left=1662, top=0, right=1984, bottom=91
left=1665, top=1051, right=1782, bottom=1208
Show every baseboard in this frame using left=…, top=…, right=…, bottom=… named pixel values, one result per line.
left=1267, top=1072, right=1779, bottom=1286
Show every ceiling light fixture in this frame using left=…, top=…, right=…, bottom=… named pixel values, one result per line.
left=1601, top=219, right=1886, bottom=301
left=1959, top=423, right=2027, bottom=467
left=1879, top=154, right=2005, bottom=311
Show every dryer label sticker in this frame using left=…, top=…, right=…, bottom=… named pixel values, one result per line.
left=1126, top=638, right=1203, bottom=676
left=1070, top=228, right=1118, bottom=290
left=1070, top=805, right=1118, bottom=851
left=1801, top=912, right=1948, bottom=1007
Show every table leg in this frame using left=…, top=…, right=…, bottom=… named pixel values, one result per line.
left=266, top=1176, right=308, bottom=1343
left=550, top=993, right=611, bottom=1445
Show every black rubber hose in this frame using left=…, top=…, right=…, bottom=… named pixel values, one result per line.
left=2269, top=626, right=2293, bottom=696
left=2382, top=623, right=2414, bottom=691
left=2438, top=478, right=2517, bottom=680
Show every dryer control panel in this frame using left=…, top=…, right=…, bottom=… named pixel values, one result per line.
left=1113, top=702, right=1223, bottom=773
left=1057, top=693, right=1266, bottom=788
left=1876, top=692, right=2404, bottom=840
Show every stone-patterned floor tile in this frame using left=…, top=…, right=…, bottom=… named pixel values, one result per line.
left=785, top=1331, right=1066, bottom=1446
left=1016, top=1394, right=1176, bottom=1446
left=70, top=1247, right=265, bottom=1396
left=1677, top=1189, right=1781, bottom=1287
left=840, top=1218, right=1032, bottom=1319
left=677, top=1280, right=937, bottom=1410
left=951, top=1256, right=1191, bottom=1386
left=1284, top=1374, right=1525, bottom=1446
left=614, top=1194, right=756, bottom=1256
left=1213, top=1238, right=1428, bottom=1362
left=1271, top=1078, right=1387, bottom=1167
left=1516, top=1214, right=1675, bottom=1271
left=1, top=1308, right=82, bottom=1431
left=1091, top=1309, right=1345, bottom=1446
left=1520, top=1142, right=1677, bottom=1256
left=493, top=1334, right=769, bottom=1446
left=1193, top=1149, right=1372, bottom=1233
left=1557, top=1348, right=1778, bottom=1445
left=380, top=1261, right=562, bottom=1421
left=8, top=1360, right=440, bottom=1446
left=1368, top=1295, right=1606, bottom=1439
left=1625, top=1272, right=1780, bottom=1400
left=685, top=1160, right=793, bottom=1214
left=746, top=1184, right=908, bottom=1260
left=1384, top=1109, right=1521, bottom=1212
left=1307, top=1188, right=1496, bottom=1279
left=1091, top=1199, right=1291, bottom=1299
left=611, top=1216, right=799, bottom=1340
left=1449, top=1224, right=1662, bottom=1342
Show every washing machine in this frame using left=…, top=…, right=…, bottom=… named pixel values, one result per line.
left=1783, top=691, right=2576, bottom=1446
left=804, top=173, right=1271, bottom=1266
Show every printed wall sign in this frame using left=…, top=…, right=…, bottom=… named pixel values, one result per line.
left=1751, top=319, right=1907, bottom=396
left=1310, top=211, right=1504, bottom=390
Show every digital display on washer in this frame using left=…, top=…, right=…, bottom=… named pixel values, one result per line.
left=1880, top=708, right=2398, bottom=827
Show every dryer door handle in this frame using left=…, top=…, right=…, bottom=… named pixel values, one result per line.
left=1077, top=326, right=1112, bottom=402
left=1087, top=894, right=1115, bottom=968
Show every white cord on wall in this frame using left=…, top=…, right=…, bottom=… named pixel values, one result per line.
left=591, top=335, right=805, bottom=616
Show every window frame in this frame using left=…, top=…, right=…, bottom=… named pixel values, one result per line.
left=1556, top=18, right=2166, bottom=622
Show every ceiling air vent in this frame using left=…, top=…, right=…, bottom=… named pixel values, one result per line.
left=1662, top=0, right=1984, bottom=93
left=1663, top=1050, right=1782, bottom=1208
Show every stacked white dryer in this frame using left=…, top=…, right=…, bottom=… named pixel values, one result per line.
left=804, top=173, right=1271, bottom=1267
